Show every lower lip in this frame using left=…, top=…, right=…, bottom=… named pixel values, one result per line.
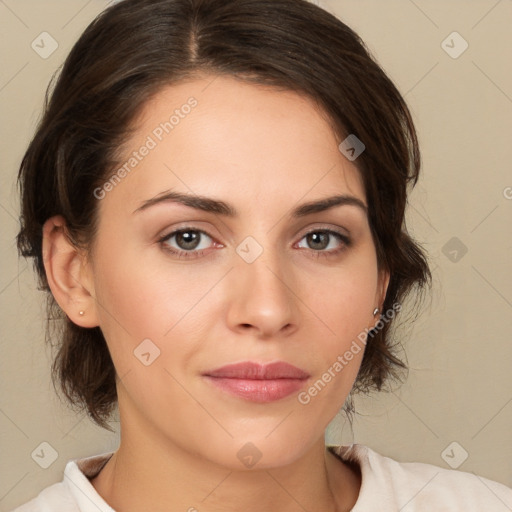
left=204, top=376, right=307, bottom=402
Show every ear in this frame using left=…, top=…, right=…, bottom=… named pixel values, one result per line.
left=42, top=215, right=99, bottom=328
left=376, top=268, right=390, bottom=309
left=371, top=268, right=390, bottom=328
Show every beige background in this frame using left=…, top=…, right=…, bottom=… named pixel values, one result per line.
left=1, top=0, right=511, bottom=509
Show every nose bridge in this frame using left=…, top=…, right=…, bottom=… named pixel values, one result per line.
left=243, top=248, right=287, bottom=295
left=239, top=234, right=291, bottom=299
left=227, top=232, right=298, bottom=336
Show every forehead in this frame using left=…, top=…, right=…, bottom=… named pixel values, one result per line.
left=100, top=74, right=366, bottom=216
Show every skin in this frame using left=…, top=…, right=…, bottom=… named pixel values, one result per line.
left=42, top=74, right=389, bottom=512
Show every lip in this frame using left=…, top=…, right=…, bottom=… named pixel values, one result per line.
left=204, top=361, right=310, bottom=379
left=203, top=361, right=310, bottom=403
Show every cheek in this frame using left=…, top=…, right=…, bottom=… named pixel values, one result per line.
left=90, top=239, right=168, bottom=361
left=92, top=232, right=178, bottom=328
left=302, top=255, right=378, bottom=389
left=309, top=257, right=378, bottom=337
left=91, top=238, right=219, bottom=372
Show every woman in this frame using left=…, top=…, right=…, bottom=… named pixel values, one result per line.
left=12, top=0, right=512, bottom=510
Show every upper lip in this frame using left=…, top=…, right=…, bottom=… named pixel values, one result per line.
left=203, top=361, right=310, bottom=380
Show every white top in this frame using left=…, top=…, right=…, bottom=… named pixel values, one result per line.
left=10, top=443, right=512, bottom=511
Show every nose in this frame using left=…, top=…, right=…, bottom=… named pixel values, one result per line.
left=225, top=246, right=299, bottom=339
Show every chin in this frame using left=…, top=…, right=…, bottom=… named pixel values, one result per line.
left=200, top=431, right=316, bottom=471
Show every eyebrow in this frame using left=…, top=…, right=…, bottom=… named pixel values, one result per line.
left=132, top=190, right=368, bottom=217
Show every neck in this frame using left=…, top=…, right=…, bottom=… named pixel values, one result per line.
left=90, top=409, right=360, bottom=512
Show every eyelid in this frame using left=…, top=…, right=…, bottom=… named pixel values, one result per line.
left=299, top=223, right=350, bottom=238
left=157, top=226, right=220, bottom=247
left=157, top=222, right=350, bottom=245
left=157, top=223, right=352, bottom=263
left=157, top=222, right=221, bottom=242
left=295, top=227, right=351, bottom=251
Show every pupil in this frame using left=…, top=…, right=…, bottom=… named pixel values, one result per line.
left=309, top=232, right=328, bottom=250
left=178, top=231, right=199, bottom=250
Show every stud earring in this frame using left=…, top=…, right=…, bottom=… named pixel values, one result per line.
left=79, top=311, right=84, bottom=316
left=373, top=308, right=379, bottom=316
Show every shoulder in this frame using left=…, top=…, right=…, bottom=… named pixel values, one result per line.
left=329, top=443, right=512, bottom=511
left=8, top=481, right=78, bottom=512
left=8, top=452, right=115, bottom=512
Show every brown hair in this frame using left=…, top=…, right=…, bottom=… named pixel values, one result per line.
left=17, top=0, right=431, bottom=431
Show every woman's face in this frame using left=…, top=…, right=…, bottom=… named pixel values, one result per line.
left=84, top=74, right=388, bottom=468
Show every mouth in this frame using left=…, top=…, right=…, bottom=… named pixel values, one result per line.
left=202, top=361, right=310, bottom=403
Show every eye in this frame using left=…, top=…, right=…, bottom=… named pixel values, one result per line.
left=158, top=228, right=217, bottom=259
left=296, top=229, right=351, bottom=257
left=157, top=227, right=351, bottom=260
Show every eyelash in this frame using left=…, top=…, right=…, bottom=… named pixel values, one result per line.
left=157, top=227, right=352, bottom=260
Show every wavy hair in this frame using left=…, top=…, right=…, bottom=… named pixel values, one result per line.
left=17, top=0, right=431, bottom=430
